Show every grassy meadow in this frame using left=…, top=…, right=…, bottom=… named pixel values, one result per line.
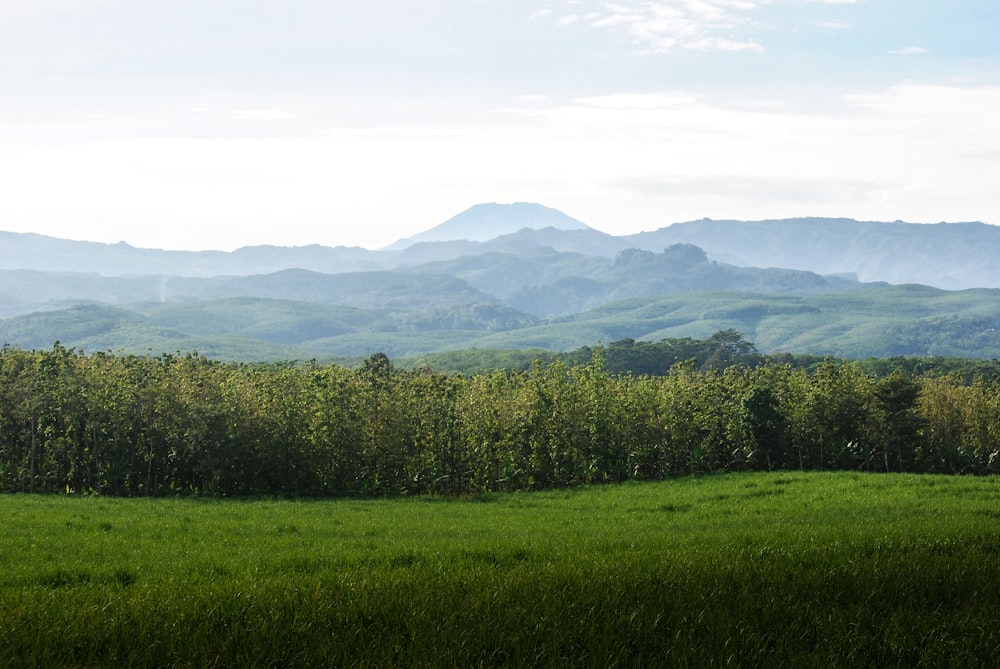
left=2, top=472, right=999, bottom=667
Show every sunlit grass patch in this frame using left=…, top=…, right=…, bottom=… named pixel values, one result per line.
left=1, top=472, right=999, bottom=666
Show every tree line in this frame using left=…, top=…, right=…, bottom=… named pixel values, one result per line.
left=1, top=341, right=998, bottom=497
left=418, top=330, right=1000, bottom=380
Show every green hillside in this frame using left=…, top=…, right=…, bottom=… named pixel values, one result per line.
left=489, top=285, right=1000, bottom=359
left=2, top=285, right=998, bottom=361
left=132, top=298, right=386, bottom=343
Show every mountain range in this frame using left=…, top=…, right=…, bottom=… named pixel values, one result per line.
left=4, top=203, right=998, bottom=289
left=1, top=202, right=998, bottom=362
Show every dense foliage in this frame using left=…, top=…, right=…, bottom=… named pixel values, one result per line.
left=1, top=342, right=999, bottom=496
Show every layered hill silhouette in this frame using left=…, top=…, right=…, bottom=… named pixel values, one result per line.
left=1, top=203, right=998, bottom=361
left=626, top=217, right=1000, bottom=289
left=3, top=204, right=997, bottom=288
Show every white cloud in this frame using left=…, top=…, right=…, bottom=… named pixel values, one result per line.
left=889, top=46, right=930, bottom=56
left=576, top=92, right=701, bottom=109
left=559, top=1, right=764, bottom=52
left=232, top=109, right=299, bottom=121
left=2, top=79, right=998, bottom=249
left=552, top=0, right=877, bottom=52
left=841, top=83, right=1000, bottom=127
left=617, top=174, right=884, bottom=204
left=504, top=83, right=1000, bottom=229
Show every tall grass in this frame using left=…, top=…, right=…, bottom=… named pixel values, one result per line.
left=2, top=472, right=999, bottom=667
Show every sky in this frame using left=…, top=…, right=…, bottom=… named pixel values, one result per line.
left=1, top=0, right=998, bottom=251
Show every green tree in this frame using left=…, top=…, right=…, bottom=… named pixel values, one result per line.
left=741, top=385, right=786, bottom=471
left=869, top=370, right=925, bottom=473
left=356, top=353, right=412, bottom=495
left=797, top=362, right=872, bottom=470
left=307, top=364, right=365, bottom=495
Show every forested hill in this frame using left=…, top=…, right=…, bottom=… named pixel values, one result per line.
left=2, top=204, right=999, bottom=361
left=2, top=283, right=999, bottom=361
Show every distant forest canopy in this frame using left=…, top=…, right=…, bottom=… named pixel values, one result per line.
left=2, top=336, right=999, bottom=498
left=410, top=330, right=1000, bottom=382
left=3, top=282, right=1000, bottom=361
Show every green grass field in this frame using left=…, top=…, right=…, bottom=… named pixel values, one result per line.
left=2, top=472, right=999, bottom=667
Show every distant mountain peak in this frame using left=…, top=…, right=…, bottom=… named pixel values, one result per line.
left=385, top=202, right=592, bottom=250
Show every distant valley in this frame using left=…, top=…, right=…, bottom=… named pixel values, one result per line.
left=2, top=202, right=999, bottom=361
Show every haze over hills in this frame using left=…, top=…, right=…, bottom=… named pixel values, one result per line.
left=0, top=230, right=380, bottom=278
left=1, top=202, right=999, bottom=361
left=0, top=204, right=997, bottom=289
left=0, top=244, right=859, bottom=320
left=626, top=218, right=1000, bottom=289
left=383, top=202, right=594, bottom=249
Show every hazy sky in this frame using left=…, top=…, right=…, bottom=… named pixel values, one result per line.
left=1, top=0, right=998, bottom=250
